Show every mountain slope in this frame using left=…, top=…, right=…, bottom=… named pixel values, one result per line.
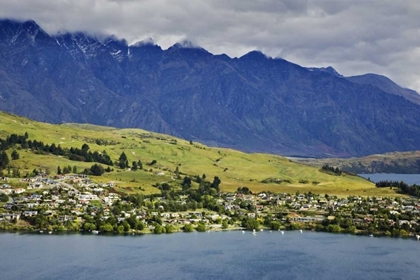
left=1, top=19, right=420, bottom=157
left=346, top=74, right=420, bottom=105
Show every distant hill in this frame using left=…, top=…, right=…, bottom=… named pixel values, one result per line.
left=1, top=19, right=420, bottom=157
left=293, top=150, right=420, bottom=174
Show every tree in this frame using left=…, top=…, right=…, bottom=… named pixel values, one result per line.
left=244, top=218, right=259, bottom=230
left=122, top=221, right=131, bottom=232
left=270, top=221, right=282, bottom=230
left=165, top=224, right=175, bottom=233
left=327, top=224, right=341, bottom=233
left=211, top=176, right=221, bottom=192
left=118, top=152, right=129, bottom=169
left=136, top=221, right=145, bottom=231
left=0, top=151, right=9, bottom=169
left=11, top=150, right=19, bottom=160
left=57, top=166, right=62, bottom=175
left=72, top=166, right=77, bottom=174
left=117, top=225, right=125, bottom=234
left=154, top=224, right=165, bottom=234
left=182, top=176, right=192, bottom=191
left=0, top=193, right=8, bottom=203
left=126, top=216, right=138, bottom=229
left=81, top=144, right=90, bottom=152
left=196, top=223, right=206, bottom=232
left=183, top=224, right=194, bottom=232
left=132, top=161, right=138, bottom=171
left=83, top=223, right=96, bottom=231
left=175, top=166, right=180, bottom=179
left=12, top=168, right=20, bottom=178
left=62, top=166, right=70, bottom=174
left=100, top=223, right=114, bottom=232
left=222, top=220, right=229, bottom=229
left=90, top=164, right=105, bottom=176
left=137, top=160, right=143, bottom=170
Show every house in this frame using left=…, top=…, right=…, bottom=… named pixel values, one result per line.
left=0, top=213, right=20, bottom=220
left=247, top=213, right=256, bottom=218
left=0, top=189, right=12, bottom=195
left=58, top=215, right=73, bottom=223
left=23, top=210, right=38, bottom=217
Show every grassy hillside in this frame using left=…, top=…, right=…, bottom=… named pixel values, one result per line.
left=0, top=111, right=395, bottom=196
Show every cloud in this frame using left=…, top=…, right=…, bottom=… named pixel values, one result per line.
left=0, top=0, right=419, bottom=91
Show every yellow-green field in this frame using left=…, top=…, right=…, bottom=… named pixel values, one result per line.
left=0, top=111, right=400, bottom=196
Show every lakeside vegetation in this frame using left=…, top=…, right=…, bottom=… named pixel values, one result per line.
left=1, top=172, right=419, bottom=238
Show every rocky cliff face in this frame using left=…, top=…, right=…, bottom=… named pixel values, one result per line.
left=1, top=19, right=420, bottom=157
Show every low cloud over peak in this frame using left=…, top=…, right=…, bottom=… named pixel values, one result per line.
left=1, top=0, right=419, bottom=91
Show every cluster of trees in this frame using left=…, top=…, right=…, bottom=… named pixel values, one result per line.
left=376, top=180, right=420, bottom=197
left=195, top=174, right=221, bottom=193
left=0, top=133, right=27, bottom=172
left=321, top=164, right=342, bottom=175
left=131, top=160, right=143, bottom=171
left=68, top=144, right=113, bottom=165
left=0, top=133, right=28, bottom=150
left=179, top=174, right=221, bottom=195
left=314, top=213, right=419, bottom=236
left=57, top=165, right=78, bottom=175
left=0, top=133, right=152, bottom=177
left=1, top=133, right=114, bottom=166
left=0, top=149, right=19, bottom=174
left=57, top=164, right=113, bottom=177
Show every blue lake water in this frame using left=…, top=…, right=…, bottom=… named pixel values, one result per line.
left=358, top=173, right=420, bottom=185
left=1, top=231, right=420, bottom=280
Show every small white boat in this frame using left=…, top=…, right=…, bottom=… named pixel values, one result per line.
left=369, top=234, right=374, bottom=237
left=300, top=229, right=303, bottom=233
left=281, top=231, right=284, bottom=234
left=92, top=230, right=99, bottom=235
left=48, top=231, right=52, bottom=234
left=39, top=230, right=43, bottom=233
left=416, top=235, right=419, bottom=241
left=253, top=231, right=257, bottom=235
left=242, top=230, right=245, bottom=234
left=260, top=229, right=263, bottom=232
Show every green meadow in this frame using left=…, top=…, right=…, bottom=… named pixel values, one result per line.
left=0, top=111, right=399, bottom=197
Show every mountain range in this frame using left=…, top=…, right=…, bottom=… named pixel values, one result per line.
left=1, top=19, right=420, bottom=157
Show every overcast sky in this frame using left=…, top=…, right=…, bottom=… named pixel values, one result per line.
left=1, top=0, right=420, bottom=91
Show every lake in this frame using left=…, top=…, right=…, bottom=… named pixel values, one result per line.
left=1, top=231, right=419, bottom=280
left=358, top=173, right=420, bottom=185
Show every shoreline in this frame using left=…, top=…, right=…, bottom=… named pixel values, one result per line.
left=1, top=227, right=419, bottom=242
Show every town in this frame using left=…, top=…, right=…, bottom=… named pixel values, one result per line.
left=1, top=173, right=420, bottom=239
